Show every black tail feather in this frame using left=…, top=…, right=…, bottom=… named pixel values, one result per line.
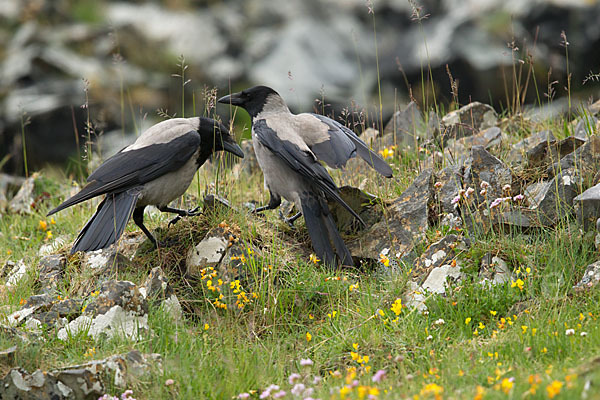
left=70, top=189, right=141, bottom=254
left=300, top=193, right=354, bottom=267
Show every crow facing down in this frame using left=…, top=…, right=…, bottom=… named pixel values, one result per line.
left=218, top=85, right=392, bottom=266
left=48, top=117, right=244, bottom=254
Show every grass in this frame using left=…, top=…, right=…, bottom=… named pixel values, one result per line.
left=1, top=105, right=600, bottom=400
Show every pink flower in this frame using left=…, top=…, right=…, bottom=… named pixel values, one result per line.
left=165, top=379, right=175, bottom=386
left=372, top=369, right=387, bottom=383
left=480, top=181, right=490, bottom=189
left=238, top=394, right=250, bottom=400
left=451, top=196, right=461, bottom=205
left=465, top=187, right=475, bottom=197
left=289, top=373, right=301, bottom=385
left=490, top=198, right=502, bottom=209
left=273, top=390, right=286, bottom=399
left=513, top=194, right=524, bottom=201
left=291, top=383, right=306, bottom=396
left=300, top=358, right=314, bottom=367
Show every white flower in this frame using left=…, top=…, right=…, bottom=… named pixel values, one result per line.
left=300, top=358, right=314, bottom=367
left=580, top=331, right=588, bottom=337
left=480, top=181, right=490, bottom=189
left=434, top=318, right=445, bottom=325
left=289, top=373, right=301, bottom=385
left=502, top=184, right=512, bottom=192
left=465, top=187, right=475, bottom=197
left=291, top=383, right=306, bottom=396
left=426, top=335, right=433, bottom=340
left=566, top=329, right=575, bottom=336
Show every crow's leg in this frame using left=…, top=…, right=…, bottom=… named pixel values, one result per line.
left=159, top=205, right=201, bottom=227
left=133, top=206, right=158, bottom=247
left=252, top=191, right=281, bottom=214
left=279, top=211, right=302, bottom=228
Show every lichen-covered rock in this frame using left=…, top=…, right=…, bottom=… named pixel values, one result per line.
left=548, top=135, right=600, bottom=179
left=526, top=171, right=579, bottom=226
left=412, top=234, right=468, bottom=283
left=349, top=169, right=434, bottom=261
left=37, top=254, right=66, bottom=294
left=85, top=280, right=147, bottom=317
left=441, top=102, right=498, bottom=140
left=328, top=186, right=382, bottom=234
left=186, top=226, right=231, bottom=276
left=382, top=101, right=426, bottom=148
left=7, top=175, right=36, bottom=214
left=4, top=259, right=29, bottom=287
left=479, top=254, right=513, bottom=286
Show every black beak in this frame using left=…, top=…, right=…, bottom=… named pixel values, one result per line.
left=223, top=139, right=244, bottom=158
left=218, top=92, right=243, bottom=106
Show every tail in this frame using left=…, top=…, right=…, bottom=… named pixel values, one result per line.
left=300, top=193, right=354, bottom=267
left=70, top=189, right=141, bottom=254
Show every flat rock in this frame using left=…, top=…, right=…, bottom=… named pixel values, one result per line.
left=5, top=259, right=29, bottom=287
left=574, top=182, right=600, bottom=230
left=549, top=135, right=600, bottom=179
left=574, top=116, right=599, bottom=139
left=186, top=226, right=231, bottom=277
left=507, top=130, right=554, bottom=165
left=441, top=102, right=498, bottom=141
left=421, top=261, right=464, bottom=294
left=82, top=248, right=131, bottom=278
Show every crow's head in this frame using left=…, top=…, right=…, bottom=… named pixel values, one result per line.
left=218, top=85, right=283, bottom=118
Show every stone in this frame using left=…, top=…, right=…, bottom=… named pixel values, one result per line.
left=7, top=293, right=82, bottom=330
left=382, top=101, right=425, bottom=148
left=403, top=281, right=428, bottom=313
left=574, top=116, right=599, bottom=139
left=142, top=266, right=173, bottom=301
left=441, top=102, right=498, bottom=141
left=349, top=169, right=433, bottom=260
left=492, top=208, right=544, bottom=230
left=574, top=260, right=600, bottom=292
left=479, top=254, right=513, bottom=286
left=421, top=261, right=464, bottom=294
left=412, top=234, right=468, bottom=283
left=457, top=126, right=502, bottom=149
left=526, top=171, right=579, bottom=226
left=433, top=165, right=463, bottom=214
left=38, top=236, right=68, bottom=257
left=574, top=182, right=600, bottom=230
left=37, top=254, right=66, bottom=294
left=203, top=193, right=234, bottom=214
left=507, top=130, right=555, bottom=165
left=58, top=305, right=149, bottom=341
left=186, top=226, right=231, bottom=276
left=549, top=135, right=600, bottom=179
left=463, top=145, right=512, bottom=205
left=0, top=346, right=17, bottom=366
left=85, top=280, right=147, bottom=317
left=5, top=259, right=29, bottom=287
left=0, top=351, right=161, bottom=399
left=82, top=248, right=131, bottom=278
left=7, top=175, right=36, bottom=214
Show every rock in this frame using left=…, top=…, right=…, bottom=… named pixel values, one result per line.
left=526, top=171, right=579, bottom=226
left=141, top=267, right=181, bottom=320
left=7, top=175, right=36, bottom=214
left=574, top=260, right=600, bottom=292
left=37, top=254, right=66, bottom=294
left=463, top=145, right=512, bottom=205
left=433, top=165, right=463, bottom=214
left=82, top=248, right=131, bottom=277
left=328, top=186, right=381, bottom=234
left=507, top=130, right=555, bottom=165
left=492, top=208, right=544, bottom=230
left=457, top=126, right=502, bottom=149
left=0, top=351, right=161, bottom=399
left=421, top=261, right=464, bottom=294
left=527, top=135, right=585, bottom=167
left=574, top=116, right=599, bottom=139
left=85, top=280, right=147, bottom=317
left=0, top=346, right=17, bottom=366
left=479, top=254, right=513, bottom=286
left=382, top=101, right=425, bottom=148
left=5, top=259, right=29, bottom=287
left=8, top=293, right=82, bottom=330
left=549, top=135, right=600, bottom=179
left=203, top=193, right=234, bottom=214
left=412, top=234, right=468, bottom=283
left=349, top=169, right=433, bottom=260
left=441, top=102, right=498, bottom=141
left=403, top=281, right=428, bottom=313
left=38, top=236, right=68, bottom=256
left=58, top=305, right=149, bottom=341
left=574, top=182, right=600, bottom=230
left=186, top=226, right=231, bottom=277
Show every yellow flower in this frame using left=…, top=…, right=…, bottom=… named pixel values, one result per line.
left=474, top=385, right=485, bottom=400
left=546, top=381, right=563, bottom=398
left=309, top=254, right=320, bottom=264
left=46, top=230, right=52, bottom=239
left=390, top=298, right=403, bottom=316
left=500, top=378, right=514, bottom=394
left=84, top=347, right=96, bottom=358
left=490, top=310, right=497, bottom=316
left=511, top=278, right=525, bottom=291
left=379, top=253, right=390, bottom=267
left=50, top=217, right=56, bottom=225
left=465, top=317, right=472, bottom=325
left=363, top=355, right=370, bottom=364
left=339, top=386, right=352, bottom=398
left=458, top=369, right=465, bottom=377
left=328, top=310, right=338, bottom=319
left=306, top=332, right=312, bottom=342
left=420, top=383, right=443, bottom=398
left=39, top=220, right=47, bottom=231
left=352, top=343, right=359, bottom=350
left=204, top=323, right=209, bottom=330
left=350, top=351, right=359, bottom=361
left=521, top=325, right=528, bottom=334
left=478, top=322, right=485, bottom=330
left=349, top=283, right=359, bottom=292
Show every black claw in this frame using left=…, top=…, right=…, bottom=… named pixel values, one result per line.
left=168, top=215, right=182, bottom=227
left=187, top=206, right=201, bottom=216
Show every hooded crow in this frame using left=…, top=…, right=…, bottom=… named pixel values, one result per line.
left=48, top=117, right=244, bottom=254
left=218, top=85, right=392, bottom=266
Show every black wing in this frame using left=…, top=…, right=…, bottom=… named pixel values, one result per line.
left=254, top=119, right=364, bottom=225
left=48, top=131, right=200, bottom=215
left=309, top=113, right=393, bottom=177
